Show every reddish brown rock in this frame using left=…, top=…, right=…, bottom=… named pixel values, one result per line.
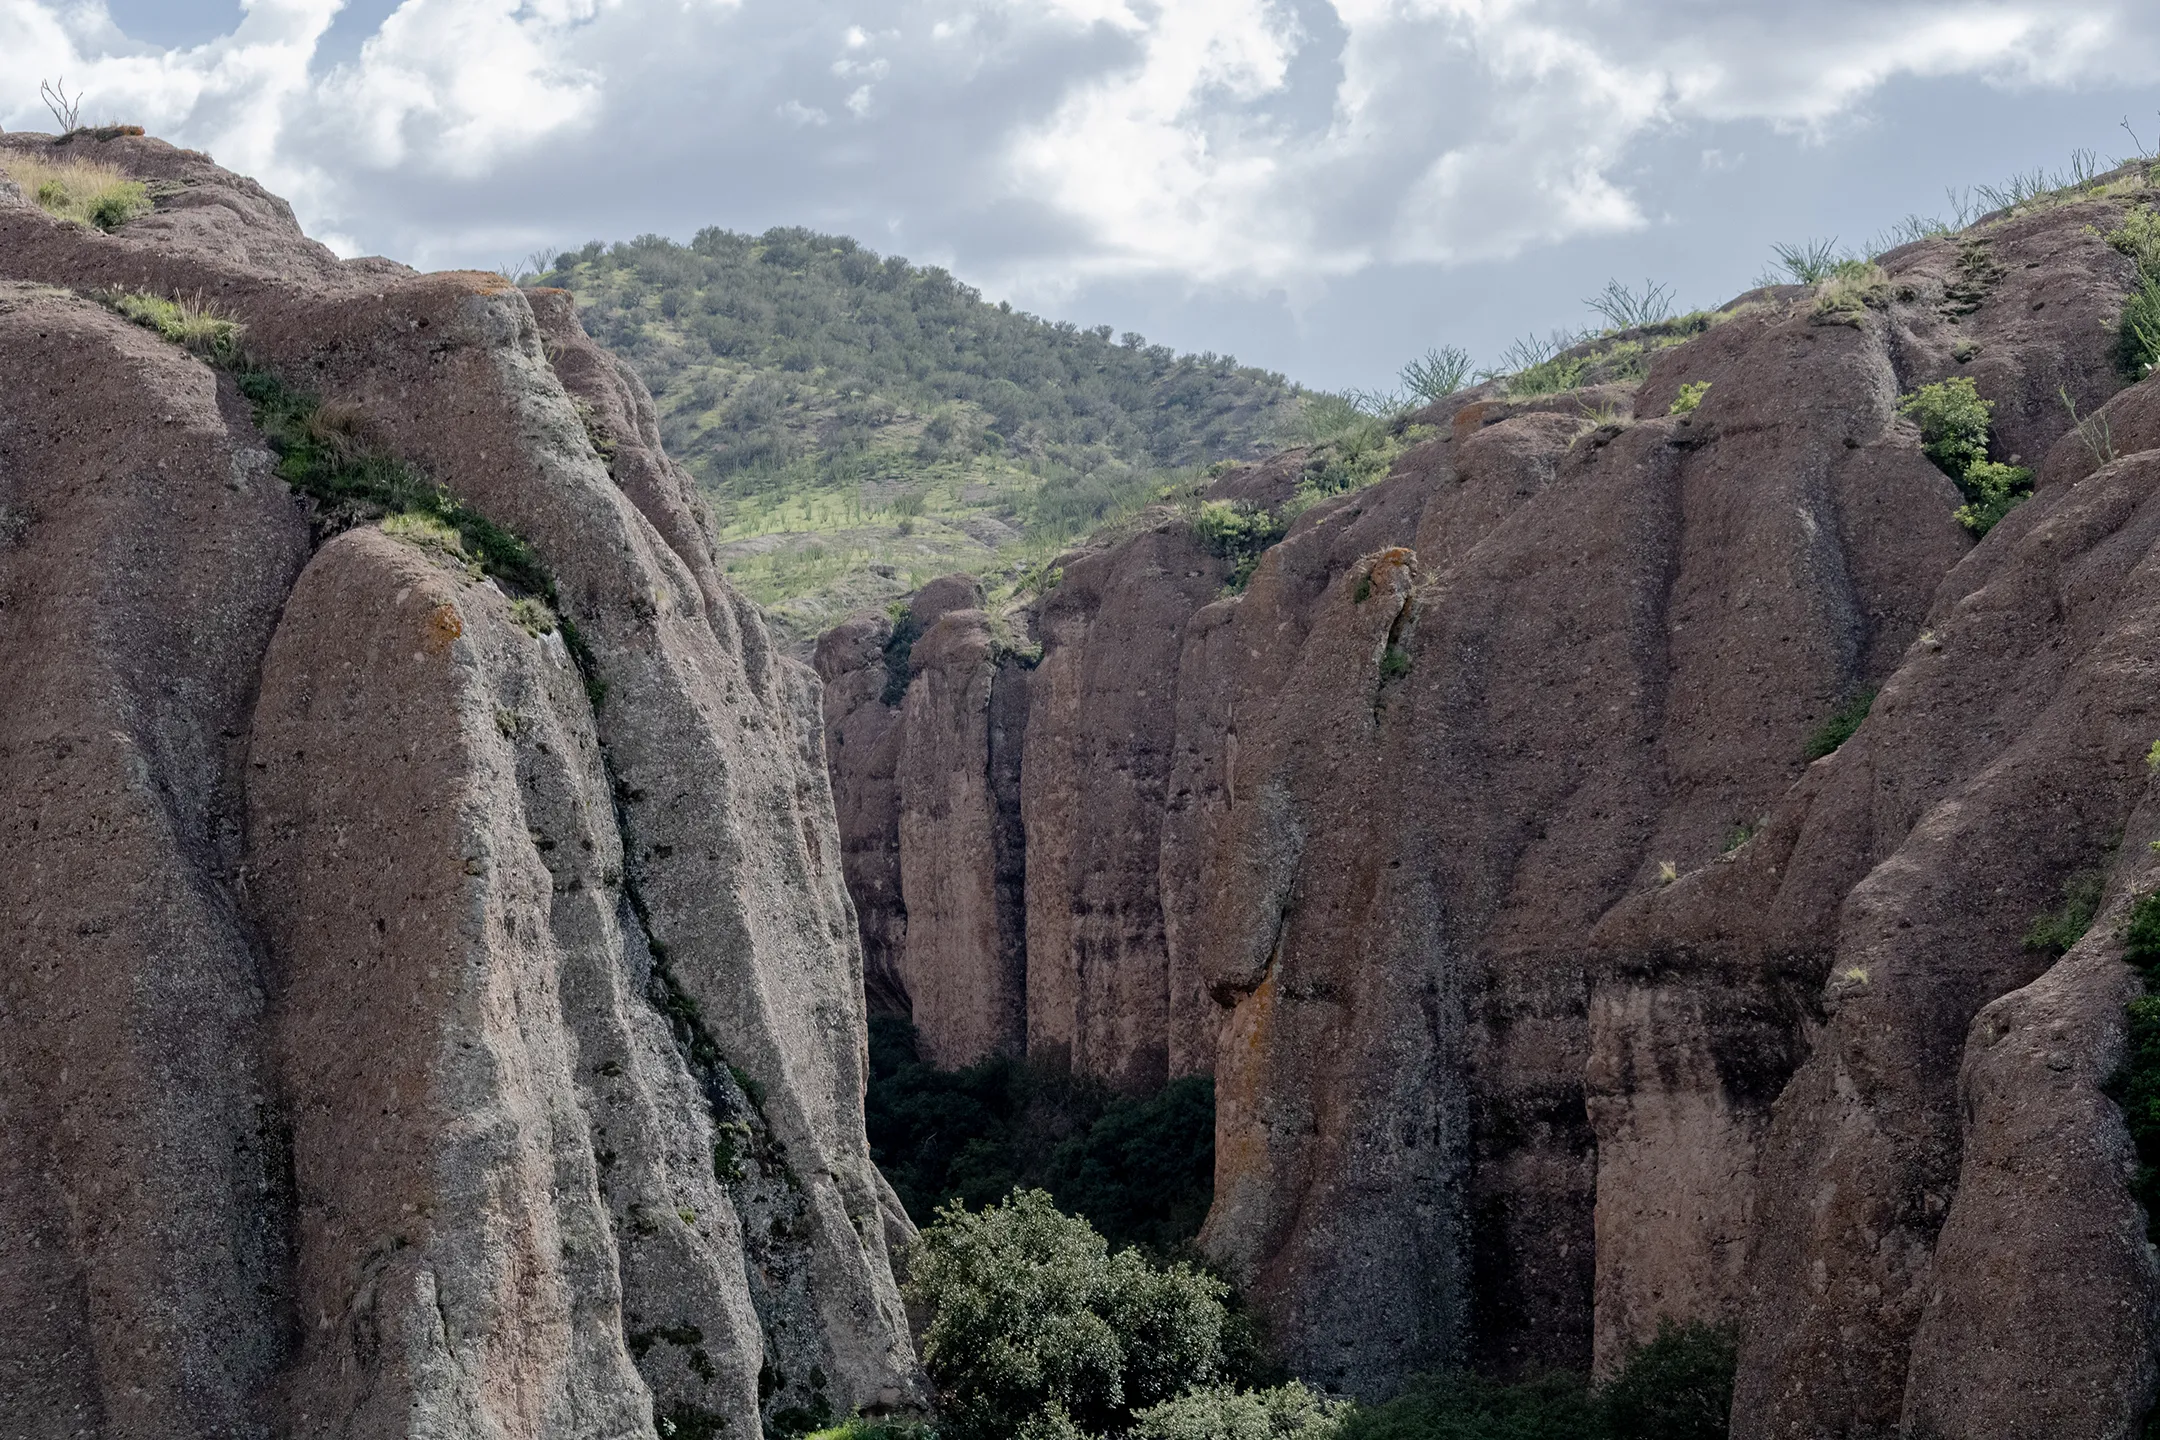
left=819, top=171, right=2160, bottom=1428
left=895, top=605, right=1028, bottom=1066
left=816, top=610, right=913, bottom=1015
left=0, top=281, right=308, bottom=1439
left=0, top=131, right=922, bottom=1435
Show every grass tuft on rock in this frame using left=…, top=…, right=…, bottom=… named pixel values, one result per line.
left=104, top=290, right=244, bottom=362
left=1, top=152, right=150, bottom=230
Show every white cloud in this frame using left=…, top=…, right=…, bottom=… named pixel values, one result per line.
left=0, top=0, right=2153, bottom=292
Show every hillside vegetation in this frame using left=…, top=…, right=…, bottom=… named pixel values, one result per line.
left=534, top=230, right=1304, bottom=644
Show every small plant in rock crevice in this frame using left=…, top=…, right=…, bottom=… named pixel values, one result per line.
left=2025, top=869, right=2106, bottom=956
left=2109, top=889, right=2160, bottom=1244
left=881, top=603, right=922, bottom=705
left=1669, top=382, right=1711, bottom=415
left=1897, top=377, right=2032, bottom=536
left=1806, top=690, right=1876, bottom=761
left=1192, top=499, right=1289, bottom=593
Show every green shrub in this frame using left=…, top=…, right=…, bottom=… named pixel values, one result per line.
left=1599, top=1321, right=1736, bottom=1440
left=906, top=1190, right=1229, bottom=1440
left=1336, top=1320, right=1735, bottom=1440
left=2111, top=890, right=2160, bottom=1244
left=1898, top=378, right=2030, bottom=534
left=1335, top=1372, right=1602, bottom=1440
left=2104, top=205, right=2160, bottom=380
left=2105, top=205, right=2160, bottom=272
left=1504, top=350, right=1590, bottom=398
left=1758, top=238, right=1844, bottom=286
left=1379, top=647, right=1413, bottom=680
left=882, top=606, right=921, bottom=705
left=1951, top=459, right=2035, bottom=536
left=1193, top=500, right=1288, bottom=591
left=1401, top=347, right=1473, bottom=404
left=2118, top=270, right=2160, bottom=381
left=865, top=1017, right=1214, bottom=1256
left=2117, top=992, right=2160, bottom=1244
left=1131, top=1382, right=1352, bottom=1440
left=1668, top=382, right=1710, bottom=415
left=1805, top=690, right=1875, bottom=761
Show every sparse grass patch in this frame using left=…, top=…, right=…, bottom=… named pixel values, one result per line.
left=510, top=596, right=559, bottom=637
left=103, top=289, right=245, bottom=362
left=1806, top=690, right=1876, bottom=761
left=381, top=510, right=467, bottom=556
left=1810, top=261, right=1889, bottom=326
left=0, top=151, right=150, bottom=230
left=2025, top=869, right=2105, bottom=956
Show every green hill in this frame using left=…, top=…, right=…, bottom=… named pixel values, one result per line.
left=534, top=229, right=1306, bottom=644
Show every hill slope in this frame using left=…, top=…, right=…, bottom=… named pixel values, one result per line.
left=536, top=229, right=1304, bottom=644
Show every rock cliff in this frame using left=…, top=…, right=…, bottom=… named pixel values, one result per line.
left=824, top=176, right=2160, bottom=1430
left=0, top=131, right=920, bottom=1438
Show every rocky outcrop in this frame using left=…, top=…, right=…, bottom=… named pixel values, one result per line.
left=822, top=176, right=2160, bottom=1428
left=0, top=131, right=920, bottom=1437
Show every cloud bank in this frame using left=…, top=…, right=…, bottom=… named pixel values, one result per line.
left=2, top=1, right=2153, bottom=296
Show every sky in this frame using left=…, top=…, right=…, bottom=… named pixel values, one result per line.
left=4, top=2, right=2159, bottom=393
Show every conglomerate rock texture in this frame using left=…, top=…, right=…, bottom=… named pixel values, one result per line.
left=0, top=131, right=921, bottom=1438
left=824, top=178, right=2160, bottom=1432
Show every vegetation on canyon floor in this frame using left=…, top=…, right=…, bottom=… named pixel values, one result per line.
left=808, top=1190, right=1737, bottom=1440
left=866, top=1017, right=1215, bottom=1258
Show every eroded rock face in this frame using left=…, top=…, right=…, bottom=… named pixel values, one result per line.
left=0, top=132, right=920, bottom=1436
left=822, top=175, right=2160, bottom=1428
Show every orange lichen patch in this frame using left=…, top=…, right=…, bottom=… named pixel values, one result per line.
left=426, top=601, right=463, bottom=652
left=438, top=269, right=515, bottom=296
left=1451, top=401, right=1493, bottom=443
left=1365, top=546, right=1418, bottom=594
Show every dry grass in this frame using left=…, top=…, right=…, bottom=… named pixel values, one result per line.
left=0, top=150, right=151, bottom=230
